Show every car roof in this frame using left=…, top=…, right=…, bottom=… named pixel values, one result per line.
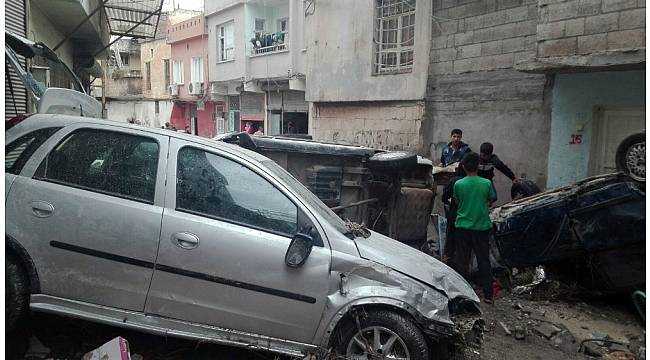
left=9, top=114, right=272, bottom=163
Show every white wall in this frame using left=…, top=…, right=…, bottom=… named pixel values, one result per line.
left=205, top=0, right=245, bottom=15
left=105, top=100, right=174, bottom=129
left=304, top=0, right=432, bottom=102
left=207, top=4, right=247, bottom=83
left=28, top=4, right=75, bottom=67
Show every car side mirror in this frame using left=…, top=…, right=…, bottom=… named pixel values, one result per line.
left=285, top=233, right=313, bottom=268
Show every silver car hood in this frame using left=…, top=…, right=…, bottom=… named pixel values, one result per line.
left=354, top=231, right=479, bottom=303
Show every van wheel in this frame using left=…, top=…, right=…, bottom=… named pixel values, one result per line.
left=6, top=252, right=29, bottom=332
left=334, top=310, right=429, bottom=360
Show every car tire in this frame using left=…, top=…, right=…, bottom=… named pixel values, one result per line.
left=368, top=151, right=418, bottom=171
left=333, top=310, right=429, bottom=360
left=616, top=132, right=645, bottom=182
left=510, top=179, right=541, bottom=200
left=6, top=252, right=29, bottom=332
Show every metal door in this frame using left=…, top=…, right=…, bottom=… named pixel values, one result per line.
left=5, top=124, right=169, bottom=311
left=145, top=138, right=330, bottom=343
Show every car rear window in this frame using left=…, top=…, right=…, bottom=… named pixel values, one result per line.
left=34, top=129, right=160, bottom=203
left=5, top=127, right=61, bottom=175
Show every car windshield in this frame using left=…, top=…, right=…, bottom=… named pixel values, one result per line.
left=261, top=159, right=349, bottom=235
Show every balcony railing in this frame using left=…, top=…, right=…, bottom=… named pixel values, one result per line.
left=252, top=43, right=288, bottom=56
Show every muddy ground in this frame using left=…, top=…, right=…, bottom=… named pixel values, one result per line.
left=7, top=288, right=645, bottom=360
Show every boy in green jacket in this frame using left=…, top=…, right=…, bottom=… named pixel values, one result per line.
left=453, top=152, right=496, bottom=303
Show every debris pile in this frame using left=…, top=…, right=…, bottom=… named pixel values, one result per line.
left=483, top=295, right=646, bottom=360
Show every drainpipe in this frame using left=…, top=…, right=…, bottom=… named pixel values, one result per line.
left=264, top=91, right=268, bottom=132
left=102, top=60, right=107, bottom=118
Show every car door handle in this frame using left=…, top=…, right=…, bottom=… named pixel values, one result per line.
left=171, top=232, right=200, bottom=250
left=30, top=201, right=54, bottom=218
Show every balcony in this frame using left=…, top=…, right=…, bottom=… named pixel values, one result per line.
left=245, top=0, right=289, bottom=56
left=252, top=42, right=288, bottom=56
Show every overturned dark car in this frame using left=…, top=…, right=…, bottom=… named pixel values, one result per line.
left=491, top=173, right=645, bottom=294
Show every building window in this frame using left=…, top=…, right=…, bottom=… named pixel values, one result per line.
left=218, top=22, right=234, bottom=61
left=191, top=57, right=204, bottom=83
left=155, top=100, right=160, bottom=114
left=374, top=0, right=415, bottom=74
left=277, top=18, right=288, bottom=43
left=163, top=59, right=170, bottom=89
left=145, top=62, right=151, bottom=90
left=254, top=18, right=266, bottom=37
left=172, top=60, right=184, bottom=84
left=120, top=53, right=130, bottom=66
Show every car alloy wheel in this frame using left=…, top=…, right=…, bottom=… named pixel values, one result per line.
left=346, top=326, right=411, bottom=360
left=625, top=141, right=645, bottom=182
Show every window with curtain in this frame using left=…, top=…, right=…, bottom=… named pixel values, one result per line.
left=172, top=60, right=184, bottom=84
left=191, top=57, right=203, bottom=83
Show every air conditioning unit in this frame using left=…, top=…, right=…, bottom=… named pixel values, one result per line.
left=169, top=84, right=179, bottom=96
left=189, top=81, right=203, bottom=96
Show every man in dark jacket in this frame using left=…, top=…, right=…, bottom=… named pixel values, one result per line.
left=440, top=129, right=471, bottom=167
left=441, top=171, right=463, bottom=269
left=478, top=142, right=517, bottom=181
left=478, top=142, right=517, bottom=202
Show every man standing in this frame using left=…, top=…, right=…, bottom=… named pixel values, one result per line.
left=478, top=142, right=518, bottom=202
left=453, top=152, right=496, bottom=304
left=440, top=129, right=471, bottom=166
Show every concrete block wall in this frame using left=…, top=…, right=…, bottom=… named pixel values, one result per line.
left=423, top=0, right=552, bottom=204
left=537, top=0, right=645, bottom=57
left=429, top=0, right=539, bottom=75
left=311, top=101, right=424, bottom=151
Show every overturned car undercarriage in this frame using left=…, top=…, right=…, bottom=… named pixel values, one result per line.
left=491, top=173, right=645, bottom=294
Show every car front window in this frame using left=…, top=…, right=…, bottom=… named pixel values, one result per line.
left=261, top=159, right=349, bottom=236
left=176, top=147, right=298, bottom=236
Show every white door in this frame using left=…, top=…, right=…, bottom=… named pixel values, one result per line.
left=589, top=106, right=645, bottom=175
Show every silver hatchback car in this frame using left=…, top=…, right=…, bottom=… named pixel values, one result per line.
left=6, top=115, right=482, bottom=359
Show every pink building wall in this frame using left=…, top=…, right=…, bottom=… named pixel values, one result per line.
left=169, top=16, right=209, bottom=99
left=168, top=15, right=222, bottom=138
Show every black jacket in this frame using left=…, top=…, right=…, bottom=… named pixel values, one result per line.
left=478, top=154, right=516, bottom=181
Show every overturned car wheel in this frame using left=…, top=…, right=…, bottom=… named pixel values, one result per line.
left=334, top=310, right=429, bottom=360
left=368, top=151, right=418, bottom=171
left=616, top=132, right=645, bottom=182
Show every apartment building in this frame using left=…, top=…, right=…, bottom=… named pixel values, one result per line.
left=206, top=0, right=309, bottom=136
left=168, top=15, right=222, bottom=137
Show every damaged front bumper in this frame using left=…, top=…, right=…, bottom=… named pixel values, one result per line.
left=321, top=254, right=485, bottom=351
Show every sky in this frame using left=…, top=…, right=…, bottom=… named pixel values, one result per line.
left=162, top=0, right=204, bottom=12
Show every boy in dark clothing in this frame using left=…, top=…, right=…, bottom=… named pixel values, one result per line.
left=478, top=142, right=517, bottom=182
left=453, top=152, right=496, bottom=304
left=478, top=142, right=517, bottom=202
left=441, top=170, right=463, bottom=268
left=440, top=129, right=472, bottom=167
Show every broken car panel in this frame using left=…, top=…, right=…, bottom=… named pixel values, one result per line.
left=5, top=31, right=102, bottom=120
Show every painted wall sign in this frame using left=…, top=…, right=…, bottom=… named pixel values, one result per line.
left=569, top=134, right=583, bottom=144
